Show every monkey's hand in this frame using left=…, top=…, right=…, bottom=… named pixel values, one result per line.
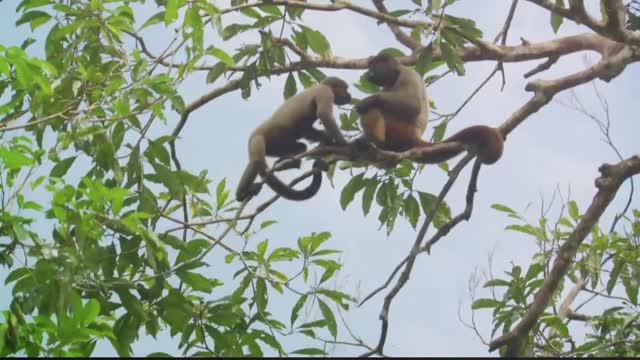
left=349, top=136, right=374, bottom=152
left=355, top=95, right=378, bottom=114
left=237, top=182, right=262, bottom=202
left=315, top=131, right=335, bottom=145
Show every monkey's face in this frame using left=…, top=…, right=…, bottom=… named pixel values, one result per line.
left=332, top=83, right=352, bottom=105
left=365, top=55, right=400, bottom=88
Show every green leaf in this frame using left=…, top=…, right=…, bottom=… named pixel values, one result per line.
left=255, top=278, right=267, bottom=312
left=222, top=23, right=252, bottom=40
left=18, top=0, right=53, bottom=12
left=5, top=267, right=30, bottom=285
left=524, top=263, right=544, bottom=282
left=216, top=178, right=228, bottom=210
left=240, top=7, right=262, bottom=19
left=284, top=73, right=297, bottom=99
left=164, top=0, right=179, bottom=24
left=291, top=348, right=328, bottom=356
left=483, top=279, right=510, bottom=288
left=147, top=353, right=172, bottom=358
left=140, top=11, right=165, bottom=30
left=491, top=203, right=517, bottom=215
left=403, top=194, right=420, bottom=228
left=505, top=224, right=536, bottom=236
left=301, top=25, right=331, bottom=57
left=318, top=299, right=337, bottom=339
left=415, top=45, right=434, bottom=75
left=206, top=62, right=227, bottom=84
left=299, top=319, right=327, bottom=329
left=82, top=299, right=101, bottom=324
left=291, top=294, right=308, bottom=327
left=541, top=315, right=569, bottom=337
left=439, top=41, right=465, bottom=75
left=418, top=191, right=451, bottom=228
left=297, top=71, right=314, bottom=88
left=568, top=200, right=579, bottom=221
left=50, top=156, right=76, bottom=177
left=259, top=5, right=282, bottom=16
left=268, top=247, right=299, bottom=262
left=550, top=0, right=565, bottom=33
left=558, top=217, right=574, bottom=228
left=471, top=298, right=501, bottom=309
left=607, top=259, right=622, bottom=295
left=207, top=46, right=235, bottom=66
left=308, top=232, right=331, bottom=255
left=0, top=147, right=33, bottom=170
left=311, top=249, right=341, bottom=257
left=622, top=266, right=638, bottom=305
left=261, top=220, right=277, bottom=229
left=362, top=179, right=378, bottom=216
left=15, top=10, right=51, bottom=31
left=340, top=173, right=365, bottom=210
left=316, top=288, right=354, bottom=309
left=177, top=271, right=218, bottom=293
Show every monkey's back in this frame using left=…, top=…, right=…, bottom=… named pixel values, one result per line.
left=392, top=67, right=429, bottom=133
left=253, top=85, right=325, bottom=139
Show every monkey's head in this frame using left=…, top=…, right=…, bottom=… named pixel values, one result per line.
left=365, top=53, right=401, bottom=88
left=322, top=77, right=352, bottom=105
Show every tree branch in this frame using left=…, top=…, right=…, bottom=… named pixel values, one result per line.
left=526, top=0, right=640, bottom=44
left=488, top=155, right=640, bottom=356
left=371, top=0, right=423, bottom=51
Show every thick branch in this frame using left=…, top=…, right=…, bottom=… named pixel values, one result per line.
left=221, top=0, right=431, bottom=29
left=527, top=0, right=640, bottom=45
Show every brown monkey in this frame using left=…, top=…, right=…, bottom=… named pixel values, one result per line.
left=356, top=53, right=503, bottom=165
left=236, top=77, right=351, bottom=202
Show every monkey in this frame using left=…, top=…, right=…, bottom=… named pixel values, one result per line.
left=236, top=76, right=352, bottom=202
left=355, top=53, right=504, bottom=165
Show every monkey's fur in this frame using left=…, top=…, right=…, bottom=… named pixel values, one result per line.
left=356, top=53, right=503, bottom=165
left=236, top=77, right=351, bottom=202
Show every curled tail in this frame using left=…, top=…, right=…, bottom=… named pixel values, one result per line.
left=262, top=159, right=327, bottom=201
left=413, top=125, right=503, bottom=165
left=445, top=125, right=503, bottom=164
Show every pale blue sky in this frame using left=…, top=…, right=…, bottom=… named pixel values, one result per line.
left=0, top=0, right=638, bottom=356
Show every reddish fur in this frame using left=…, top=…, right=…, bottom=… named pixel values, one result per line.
left=361, top=109, right=503, bottom=164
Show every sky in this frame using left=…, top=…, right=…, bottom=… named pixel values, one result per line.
left=0, top=0, right=639, bottom=357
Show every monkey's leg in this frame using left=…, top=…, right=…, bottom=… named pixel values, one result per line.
left=384, top=119, right=427, bottom=152
left=235, top=134, right=267, bottom=202
left=268, top=140, right=307, bottom=170
left=360, top=108, right=386, bottom=149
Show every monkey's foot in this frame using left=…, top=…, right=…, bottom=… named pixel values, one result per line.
left=236, top=183, right=262, bottom=202
left=350, top=136, right=373, bottom=153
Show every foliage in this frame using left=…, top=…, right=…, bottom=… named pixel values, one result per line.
left=474, top=203, right=640, bottom=357
left=0, top=0, right=636, bottom=357
left=0, top=0, right=362, bottom=356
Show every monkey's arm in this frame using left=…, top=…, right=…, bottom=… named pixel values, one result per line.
left=356, top=92, right=421, bottom=120
left=236, top=134, right=267, bottom=202
left=315, top=92, right=348, bottom=145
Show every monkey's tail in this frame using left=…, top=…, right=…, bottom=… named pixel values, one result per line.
left=445, top=125, right=504, bottom=165
left=261, top=160, right=326, bottom=201
left=413, top=125, right=504, bottom=165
